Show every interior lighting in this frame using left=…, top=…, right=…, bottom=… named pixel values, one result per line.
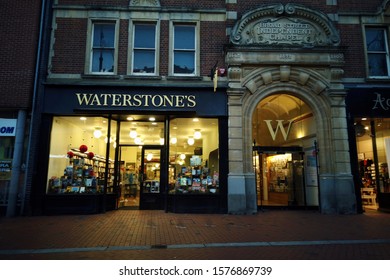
left=187, top=137, right=195, bottom=146
left=180, top=153, right=186, bottom=160
left=159, top=138, right=164, bottom=145
left=171, top=137, right=177, bottom=144
left=194, top=129, right=202, bottom=139
left=147, top=153, right=153, bottom=161
left=134, top=137, right=143, bottom=145
left=129, top=128, right=137, bottom=138
left=93, top=127, right=102, bottom=138
left=149, top=117, right=156, bottom=121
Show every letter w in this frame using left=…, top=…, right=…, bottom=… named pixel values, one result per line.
left=264, top=120, right=293, bottom=141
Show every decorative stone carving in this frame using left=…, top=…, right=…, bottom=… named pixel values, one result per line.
left=230, top=3, right=340, bottom=47
left=129, top=0, right=160, bottom=7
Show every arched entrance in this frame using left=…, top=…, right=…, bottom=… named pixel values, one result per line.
left=225, top=3, right=357, bottom=214
left=252, top=93, right=319, bottom=208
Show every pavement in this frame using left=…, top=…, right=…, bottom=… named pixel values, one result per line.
left=0, top=208, right=390, bottom=260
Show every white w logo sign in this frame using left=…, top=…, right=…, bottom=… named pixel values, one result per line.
left=264, top=120, right=293, bottom=141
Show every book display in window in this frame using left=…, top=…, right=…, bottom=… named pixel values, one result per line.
left=47, top=148, right=114, bottom=194
left=171, top=156, right=219, bottom=194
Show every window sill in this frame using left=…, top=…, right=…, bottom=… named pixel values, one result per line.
left=366, top=77, right=390, bottom=82
left=167, top=76, right=202, bottom=81
left=81, top=73, right=120, bottom=79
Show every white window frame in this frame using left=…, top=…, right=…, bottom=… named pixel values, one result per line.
left=169, top=22, right=199, bottom=77
left=85, top=19, right=119, bottom=75
left=365, top=26, right=390, bottom=79
left=129, top=21, right=159, bottom=76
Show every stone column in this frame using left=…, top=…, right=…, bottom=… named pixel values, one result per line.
left=320, top=90, right=356, bottom=214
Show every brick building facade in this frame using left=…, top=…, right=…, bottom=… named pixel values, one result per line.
left=18, top=0, right=390, bottom=215
left=0, top=0, right=43, bottom=216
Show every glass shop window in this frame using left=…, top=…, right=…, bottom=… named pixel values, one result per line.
left=46, top=116, right=116, bottom=195
left=168, top=118, right=219, bottom=194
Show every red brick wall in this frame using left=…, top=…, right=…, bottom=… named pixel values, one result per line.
left=340, top=24, right=366, bottom=78
left=50, top=0, right=388, bottom=81
left=57, top=0, right=226, bottom=9
left=51, top=18, right=87, bottom=74
left=0, top=0, right=42, bottom=109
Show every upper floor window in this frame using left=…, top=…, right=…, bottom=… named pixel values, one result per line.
left=132, top=23, right=157, bottom=75
left=365, top=27, right=390, bottom=78
left=172, top=24, right=197, bottom=76
left=89, top=21, right=117, bottom=74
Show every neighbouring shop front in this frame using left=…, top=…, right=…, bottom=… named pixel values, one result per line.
left=347, top=88, right=390, bottom=212
left=32, top=85, right=228, bottom=214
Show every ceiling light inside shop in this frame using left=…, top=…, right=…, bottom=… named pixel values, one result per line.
left=147, top=153, right=153, bottom=161
left=134, top=137, right=143, bottom=145
left=180, top=153, right=186, bottom=160
left=93, top=128, right=102, bottom=138
left=149, top=117, right=156, bottom=121
left=187, top=137, right=195, bottom=146
left=171, top=137, right=177, bottom=144
left=127, top=116, right=134, bottom=121
left=159, top=138, right=164, bottom=145
left=193, top=118, right=199, bottom=122
left=129, top=128, right=137, bottom=138
left=194, top=129, right=202, bottom=139
left=80, top=117, right=87, bottom=121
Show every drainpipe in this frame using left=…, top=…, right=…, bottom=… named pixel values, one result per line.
left=20, top=0, right=47, bottom=215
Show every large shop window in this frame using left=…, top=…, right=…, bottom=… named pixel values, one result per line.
left=47, top=117, right=117, bottom=195
left=355, top=118, right=390, bottom=207
left=89, top=21, right=117, bottom=74
left=168, top=118, right=219, bottom=195
left=365, top=27, right=390, bottom=78
left=131, top=22, right=157, bottom=75
left=172, top=24, right=197, bottom=75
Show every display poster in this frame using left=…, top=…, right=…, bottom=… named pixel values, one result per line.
left=305, top=155, right=318, bottom=187
left=0, top=160, right=12, bottom=180
left=0, top=118, right=17, bottom=137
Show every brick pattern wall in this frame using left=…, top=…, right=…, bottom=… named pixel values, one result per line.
left=51, top=18, right=87, bottom=74
left=0, top=0, right=41, bottom=109
left=50, top=0, right=389, bottom=80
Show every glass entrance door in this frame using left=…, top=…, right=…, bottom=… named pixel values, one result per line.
left=254, top=148, right=307, bottom=208
left=117, top=146, right=141, bottom=209
left=140, top=146, right=165, bottom=210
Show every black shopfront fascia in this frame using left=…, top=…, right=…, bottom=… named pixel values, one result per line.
left=346, top=87, right=390, bottom=212
left=35, top=85, right=228, bottom=215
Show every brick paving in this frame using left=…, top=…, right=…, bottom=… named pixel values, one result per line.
left=0, top=209, right=389, bottom=259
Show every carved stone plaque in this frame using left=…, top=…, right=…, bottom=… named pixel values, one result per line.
left=129, top=0, right=160, bottom=7
left=230, top=3, right=340, bottom=47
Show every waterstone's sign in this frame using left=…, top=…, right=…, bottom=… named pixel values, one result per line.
left=75, top=93, right=196, bottom=108
left=43, top=87, right=227, bottom=116
left=0, top=119, right=17, bottom=137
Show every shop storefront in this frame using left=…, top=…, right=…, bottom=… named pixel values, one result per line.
left=347, top=88, right=390, bottom=212
left=0, top=118, right=17, bottom=215
left=33, top=85, right=228, bottom=214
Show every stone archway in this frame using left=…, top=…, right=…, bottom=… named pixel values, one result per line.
left=242, top=66, right=333, bottom=176
left=225, top=3, right=356, bottom=214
